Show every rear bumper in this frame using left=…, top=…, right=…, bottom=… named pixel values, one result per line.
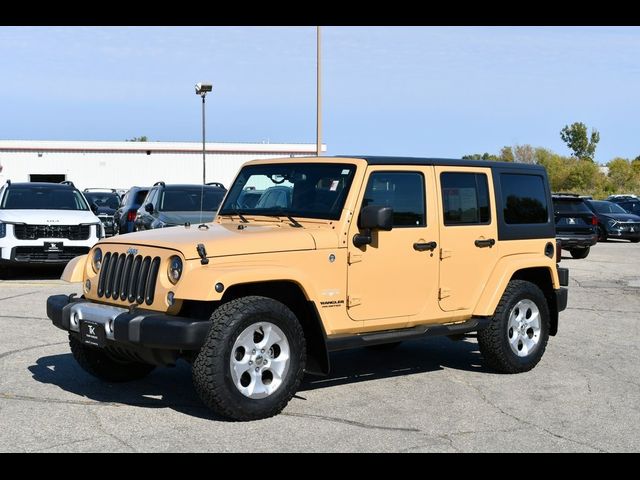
left=47, top=294, right=211, bottom=350
left=556, top=234, right=597, bottom=248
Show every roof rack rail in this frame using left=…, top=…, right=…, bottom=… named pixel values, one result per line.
left=60, top=180, right=75, bottom=187
left=153, top=181, right=165, bottom=187
left=206, top=182, right=226, bottom=189
left=83, top=188, right=117, bottom=193
left=552, top=192, right=580, bottom=197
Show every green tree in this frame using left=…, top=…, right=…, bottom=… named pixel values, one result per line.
left=513, top=144, right=536, bottom=164
left=560, top=122, right=600, bottom=161
left=498, top=146, right=514, bottom=162
left=461, top=152, right=499, bottom=161
left=607, top=158, right=633, bottom=191
left=126, top=136, right=148, bottom=142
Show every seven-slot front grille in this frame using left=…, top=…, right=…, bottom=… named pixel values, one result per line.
left=14, top=224, right=91, bottom=240
left=97, top=252, right=161, bottom=305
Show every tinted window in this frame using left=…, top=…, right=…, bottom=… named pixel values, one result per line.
left=588, top=200, right=626, bottom=214
left=159, top=188, right=225, bottom=212
left=441, top=173, right=490, bottom=225
left=134, top=190, right=149, bottom=206
left=84, top=192, right=121, bottom=209
left=0, top=187, right=89, bottom=210
left=500, top=174, right=548, bottom=224
left=620, top=201, right=640, bottom=214
left=362, top=172, right=425, bottom=227
left=553, top=199, right=590, bottom=214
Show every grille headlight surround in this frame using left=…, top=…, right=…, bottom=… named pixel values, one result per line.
left=168, top=256, right=183, bottom=284
left=91, top=248, right=103, bottom=273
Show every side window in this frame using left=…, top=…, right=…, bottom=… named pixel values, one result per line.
left=362, top=172, right=425, bottom=227
left=144, top=189, right=157, bottom=208
left=440, top=172, right=490, bottom=225
left=500, top=174, right=548, bottom=224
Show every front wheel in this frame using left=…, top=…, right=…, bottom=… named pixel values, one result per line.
left=630, top=238, right=640, bottom=243
left=193, top=296, right=306, bottom=421
left=570, top=246, right=590, bottom=259
left=477, top=280, right=550, bottom=373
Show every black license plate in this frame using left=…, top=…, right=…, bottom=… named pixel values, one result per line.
left=79, top=320, right=106, bottom=348
left=44, top=242, right=63, bottom=253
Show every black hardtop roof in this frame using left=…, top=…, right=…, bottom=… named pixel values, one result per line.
left=157, top=183, right=225, bottom=190
left=345, top=155, right=547, bottom=172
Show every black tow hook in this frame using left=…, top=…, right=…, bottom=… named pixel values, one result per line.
left=197, top=243, right=209, bottom=265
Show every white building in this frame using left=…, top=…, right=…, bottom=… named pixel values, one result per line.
left=0, top=140, right=325, bottom=190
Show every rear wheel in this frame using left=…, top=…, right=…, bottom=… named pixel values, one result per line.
left=193, top=296, right=306, bottom=421
left=478, top=280, right=550, bottom=373
left=69, top=335, right=155, bottom=382
left=597, top=225, right=607, bottom=242
left=570, top=246, right=590, bottom=259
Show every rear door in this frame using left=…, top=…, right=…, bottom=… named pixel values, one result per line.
left=436, top=167, right=498, bottom=312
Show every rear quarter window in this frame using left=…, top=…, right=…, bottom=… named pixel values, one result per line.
left=500, top=174, right=549, bottom=224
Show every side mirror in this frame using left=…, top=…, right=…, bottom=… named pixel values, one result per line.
left=90, top=202, right=98, bottom=214
left=144, top=203, right=154, bottom=213
left=359, top=205, right=393, bottom=230
left=353, top=205, right=394, bottom=247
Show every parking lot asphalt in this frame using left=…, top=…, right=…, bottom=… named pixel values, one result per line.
left=1, top=242, right=639, bottom=453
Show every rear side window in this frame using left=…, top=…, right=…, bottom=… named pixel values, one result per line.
left=440, top=172, right=490, bottom=225
left=362, top=172, right=425, bottom=227
left=500, top=174, right=549, bottom=224
left=553, top=199, right=590, bottom=214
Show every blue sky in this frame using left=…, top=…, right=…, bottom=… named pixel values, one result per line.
left=1, top=26, right=638, bottom=164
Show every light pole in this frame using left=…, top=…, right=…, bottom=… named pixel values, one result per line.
left=195, top=82, right=213, bottom=184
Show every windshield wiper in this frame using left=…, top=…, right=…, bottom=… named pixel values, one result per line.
left=286, top=215, right=303, bottom=228
left=226, top=205, right=249, bottom=223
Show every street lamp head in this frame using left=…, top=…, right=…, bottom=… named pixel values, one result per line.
left=195, top=82, right=213, bottom=96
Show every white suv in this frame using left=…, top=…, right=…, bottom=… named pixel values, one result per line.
left=0, top=181, right=103, bottom=274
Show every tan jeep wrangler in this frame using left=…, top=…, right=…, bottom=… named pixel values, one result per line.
left=47, top=156, right=569, bottom=421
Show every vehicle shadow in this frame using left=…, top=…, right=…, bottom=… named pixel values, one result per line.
left=28, top=336, right=486, bottom=421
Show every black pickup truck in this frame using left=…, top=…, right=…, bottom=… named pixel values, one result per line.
left=552, top=194, right=598, bottom=259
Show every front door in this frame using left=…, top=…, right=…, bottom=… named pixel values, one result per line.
left=347, top=167, right=439, bottom=324
left=435, top=166, right=498, bottom=312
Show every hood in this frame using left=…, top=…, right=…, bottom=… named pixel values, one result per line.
left=157, top=211, right=216, bottom=225
left=100, top=222, right=339, bottom=259
left=601, top=213, right=640, bottom=223
left=0, top=209, right=100, bottom=225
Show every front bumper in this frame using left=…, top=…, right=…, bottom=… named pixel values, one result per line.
left=47, top=294, right=211, bottom=350
left=606, top=228, right=640, bottom=241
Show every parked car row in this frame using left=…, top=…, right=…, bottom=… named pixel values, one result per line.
left=0, top=179, right=228, bottom=276
left=552, top=193, right=640, bottom=259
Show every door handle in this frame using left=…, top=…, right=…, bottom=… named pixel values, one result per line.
left=413, top=241, right=437, bottom=251
left=475, top=238, right=496, bottom=248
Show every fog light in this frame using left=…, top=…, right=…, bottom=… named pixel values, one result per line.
left=167, top=291, right=175, bottom=306
left=84, top=279, right=91, bottom=293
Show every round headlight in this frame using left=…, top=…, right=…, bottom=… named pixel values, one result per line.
left=168, top=256, right=183, bottom=284
left=91, top=248, right=102, bottom=273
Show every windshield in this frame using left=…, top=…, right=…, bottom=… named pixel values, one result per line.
left=219, top=163, right=357, bottom=220
left=158, top=188, right=225, bottom=212
left=590, top=201, right=627, bottom=214
left=1, top=187, right=89, bottom=210
left=85, top=192, right=121, bottom=210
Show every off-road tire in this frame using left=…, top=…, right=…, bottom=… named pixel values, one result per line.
left=69, top=335, right=155, bottom=382
left=570, top=247, right=590, bottom=259
left=365, top=341, right=402, bottom=351
left=477, top=280, right=550, bottom=374
left=192, top=296, right=306, bottom=421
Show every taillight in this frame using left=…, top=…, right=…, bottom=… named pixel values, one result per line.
left=556, top=239, right=562, bottom=263
left=592, top=216, right=598, bottom=225
left=127, top=209, right=137, bottom=222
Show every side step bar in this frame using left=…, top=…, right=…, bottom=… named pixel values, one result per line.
left=326, top=317, right=491, bottom=352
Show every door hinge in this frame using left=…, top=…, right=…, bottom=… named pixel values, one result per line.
left=440, top=248, right=452, bottom=260
left=347, top=296, right=361, bottom=308
left=439, top=288, right=451, bottom=300
left=348, top=251, right=363, bottom=264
